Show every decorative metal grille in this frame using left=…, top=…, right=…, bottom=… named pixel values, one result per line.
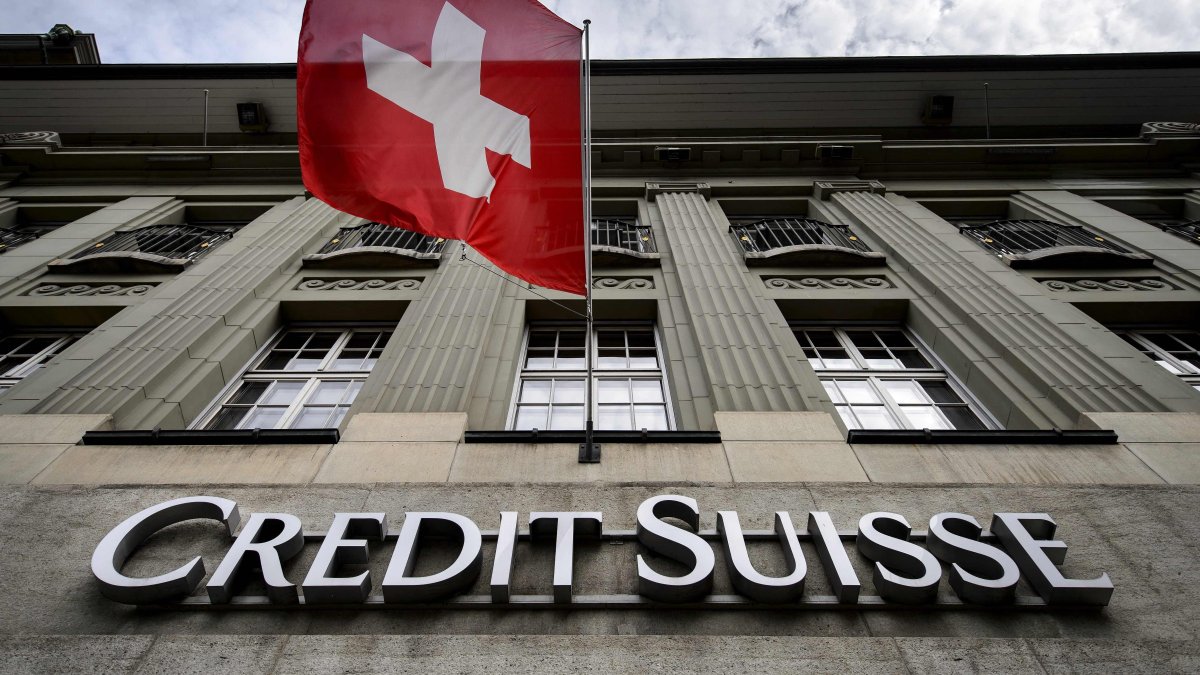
left=1156, top=220, right=1200, bottom=245
left=591, top=219, right=656, bottom=254
left=0, top=227, right=44, bottom=254
left=70, top=224, right=232, bottom=262
left=318, top=222, right=447, bottom=256
left=958, top=219, right=1130, bottom=256
left=730, top=218, right=873, bottom=254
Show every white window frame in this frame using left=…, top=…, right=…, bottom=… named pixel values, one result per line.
left=507, top=322, right=676, bottom=431
left=0, top=332, right=80, bottom=393
left=1115, top=329, right=1200, bottom=392
left=793, top=324, right=996, bottom=431
left=192, top=323, right=393, bottom=430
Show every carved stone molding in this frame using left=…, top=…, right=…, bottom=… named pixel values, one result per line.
left=813, top=180, right=886, bottom=201
left=25, top=283, right=156, bottom=297
left=1141, top=122, right=1200, bottom=138
left=592, top=276, right=654, bottom=290
left=0, top=131, right=62, bottom=148
left=1039, top=278, right=1181, bottom=292
left=645, top=182, right=711, bottom=200
left=764, top=276, right=893, bottom=290
left=295, top=278, right=422, bottom=291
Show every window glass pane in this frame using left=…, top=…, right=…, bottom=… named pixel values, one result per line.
left=822, top=380, right=844, bottom=404
left=528, top=331, right=556, bottom=349
left=631, top=379, right=664, bottom=403
left=558, top=331, right=585, bottom=349
left=846, top=331, right=882, bottom=349
left=598, top=379, right=629, bottom=403
left=629, top=349, right=658, bottom=368
left=0, top=337, right=30, bottom=352
left=882, top=380, right=927, bottom=405
left=550, top=405, right=583, bottom=430
left=920, top=381, right=964, bottom=404
left=598, top=406, right=632, bottom=430
left=816, top=350, right=854, bottom=370
left=308, top=381, right=349, bottom=405
left=263, top=381, right=306, bottom=405
left=597, top=349, right=626, bottom=369
left=941, top=406, right=986, bottom=430
left=519, top=380, right=552, bottom=404
left=597, top=331, right=625, bottom=349
left=258, top=351, right=292, bottom=370
left=526, top=353, right=554, bottom=370
left=899, top=406, right=949, bottom=430
left=557, top=349, right=585, bottom=369
left=289, top=351, right=326, bottom=371
left=514, top=407, right=548, bottom=430
left=0, top=357, right=27, bottom=376
left=346, top=380, right=363, bottom=402
left=628, top=331, right=655, bottom=349
left=634, top=405, right=669, bottom=431
left=860, top=349, right=900, bottom=369
left=277, top=332, right=310, bottom=349
left=292, top=407, right=334, bottom=429
left=24, top=337, right=57, bottom=353
left=832, top=405, right=856, bottom=429
left=328, top=408, right=350, bottom=428
left=553, top=379, right=585, bottom=404
left=331, top=351, right=368, bottom=371
left=838, top=380, right=880, bottom=404
left=229, top=381, right=270, bottom=405
left=878, top=331, right=915, bottom=349
left=242, top=407, right=286, bottom=430
left=307, top=332, right=340, bottom=350
left=850, top=406, right=897, bottom=429
left=346, top=332, right=379, bottom=349
left=209, top=407, right=248, bottom=430
left=895, top=350, right=932, bottom=369
left=806, top=330, right=841, bottom=348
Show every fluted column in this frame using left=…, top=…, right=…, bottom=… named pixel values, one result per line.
left=653, top=188, right=823, bottom=413
left=832, top=191, right=1192, bottom=425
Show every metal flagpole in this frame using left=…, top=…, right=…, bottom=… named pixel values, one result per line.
left=580, top=19, right=598, bottom=463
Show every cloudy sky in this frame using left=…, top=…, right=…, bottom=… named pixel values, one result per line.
left=6, top=0, right=1198, bottom=63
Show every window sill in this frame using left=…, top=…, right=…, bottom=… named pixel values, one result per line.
left=81, top=428, right=339, bottom=445
left=465, top=430, right=722, bottom=444
left=846, top=429, right=1118, bottom=444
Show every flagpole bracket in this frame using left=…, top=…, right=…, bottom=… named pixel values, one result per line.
left=578, top=421, right=601, bottom=463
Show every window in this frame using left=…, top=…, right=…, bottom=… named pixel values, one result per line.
left=957, top=219, right=1129, bottom=256
left=730, top=218, right=872, bottom=254
left=0, top=333, right=79, bottom=393
left=591, top=218, right=656, bottom=254
left=510, top=325, right=672, bottom=431
left=1115, top=330, right=1200, bottom=392
left=1154, top=220, right=1200, bottom=246
left=200, top=326, right=392, bottom=430
left=793, top=327, right=988, bottom=430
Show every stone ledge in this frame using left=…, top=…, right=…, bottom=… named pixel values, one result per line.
left=0, top=414, right=111, bottom=444
left=715, top=411, right=844, bottom=442
left=341, top=412, right=468, bottom=443
left=1080, top=412, right=1200, bottom=444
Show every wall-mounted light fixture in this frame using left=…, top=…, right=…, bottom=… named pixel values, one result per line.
left=236, top=102, right=269, bottom=133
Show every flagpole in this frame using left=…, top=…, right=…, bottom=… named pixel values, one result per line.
left=580, top=19, right=598, bottom=464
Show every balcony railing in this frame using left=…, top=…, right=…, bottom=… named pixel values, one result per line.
left=958, top=219, right=1152, bottom=269
left=50, top=224, right=233, bottom=273
left=303, top=221, right=447, bottom=269
left=0, top=227, right=43, bottom=254
left=590, top=218, right=658, bottom=266
left=729, top=218, right=885, bottom=267
left=1157, top=220, right=1200, bottom=245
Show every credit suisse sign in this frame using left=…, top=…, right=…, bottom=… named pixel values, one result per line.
left=92, top=494, right=1113, bottom=609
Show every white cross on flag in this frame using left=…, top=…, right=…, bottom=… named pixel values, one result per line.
left=298, top=0, right=585, bottom=294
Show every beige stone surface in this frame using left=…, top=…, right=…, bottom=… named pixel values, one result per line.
left=448, top=442, right=733, bottom=483
left=715, top=411, right=845, bottom=442
left=851, top=443, right=1165, bottom=484
left=1080, top=412, right=1200, bottom=443
left=340, top=412, right=468, bottom=443
left=0, top=444, right=73, bottom=484
left=0, top=414, right=110, bottom=444
left=313, top=441, right=456, bottom=483
left=725, top=441, right=868, bottom=482
left=32, top=444, right=331, bottom=484
left=1124, top=443, right=1200, bottom=484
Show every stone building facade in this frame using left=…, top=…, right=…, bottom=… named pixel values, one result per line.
left=0, top=50, right=1198, bottom=672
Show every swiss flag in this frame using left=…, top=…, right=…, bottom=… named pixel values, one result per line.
left=298, top=0, right=585, bottom=295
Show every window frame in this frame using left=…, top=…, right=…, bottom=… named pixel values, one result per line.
left=191, top=323, right=394, bottom=431
left=792, top=324, right=997, bottom=431
left=1113, top=328, right=1200, bottom=392
left=0, top=332, right=81, bottom=392
left=506, top=322, right=676, bottom=432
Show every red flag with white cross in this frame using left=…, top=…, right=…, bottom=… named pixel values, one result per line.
left=298, top=0, right=585, bottom=295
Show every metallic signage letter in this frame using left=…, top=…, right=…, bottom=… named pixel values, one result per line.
left=927, top=513, right=1019, bottom=605
left=382, top=512, right=483, bottom=602
left=206, top=512, right=304, bottom=604
left=635, top=495, right=715, bottom=603
left=490, top=511, right=519, bottom=603
left=301, top=512, right=388, bottom=604
left=991, top=512, right=1113, bottom=606
left=529, top=511, right=603, bottom=603
left=857, top=512, right=941, bottom=604
left=807, top=511, right=860, bottom=603
left=91, top=495, right=240, bottom=604
left=718, top=511, right=806, bottom=602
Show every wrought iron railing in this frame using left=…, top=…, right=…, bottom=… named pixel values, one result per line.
left=957, top=219, right=1131, bottom=257
left=0, top=227, right=43, bottom=254
left=318, top=222, right=447, bottom=256
left=591, top=218, right=656, bottom=254
left=70, top=224, right=233, bottom=262
left=1157, top=220, right=1200, bottom=245
left=730, top=218, right=873, bottom=254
